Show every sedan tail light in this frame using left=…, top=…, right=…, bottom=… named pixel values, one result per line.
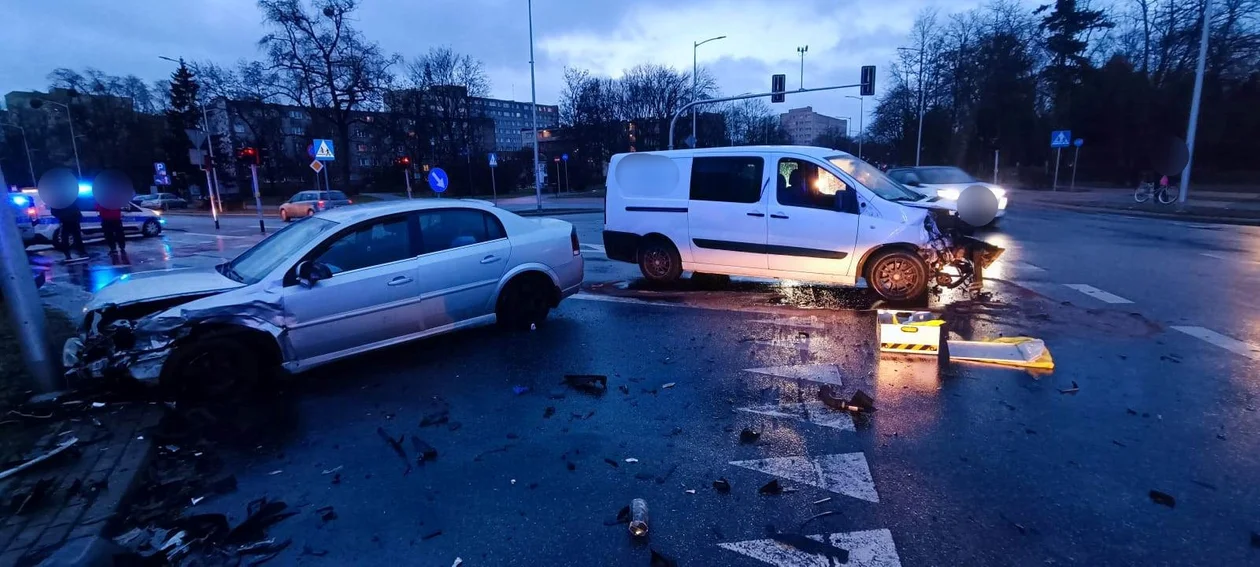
left=317, top=200, right=326, bottom=210
left=571, top=228, right=580, bottom=256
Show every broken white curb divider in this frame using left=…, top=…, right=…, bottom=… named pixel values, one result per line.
left=719, top=528, right=902, bottom=567
left=744, top=364, right=843, bottom=386
left=729, top=453, right=879, bottom=502
left=1063, top=284, right=1133, bottom=304
left=1172, top=326, right=1260, bottom=361
left=737, top=400, right=856, bottom=432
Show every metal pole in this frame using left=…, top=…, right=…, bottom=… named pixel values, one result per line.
left=915, top=48, right=925, bottom=166
left=64, top=105, right=82, bottom=179
left=993, top=150, right=999, bottom=184
left=564, top=160, right=569, bottom=192
left=1070, top=145, right=1080, bottom=191
left=693, top=43, right=698, bottom=146
left=555, top=161, right=561, bottom=196
left=201, top=103, right=224, bottom=217
left=528, top=0, right=542, bottom=212
left=404, top=167, right=413, bottom=199
left=0, top=165, right=59, bottom=393
left=668, top=82, right=863, bottom=150
left=490, top=166, right=498, bottom=204
left=857, top=97, right=864, bottom=158
left=1178, top=0, right=1212, bottom=206
left=1053, top=148, right=1062, bottom=191
left=797, top=46, right=808, bottom=89
left=204, top=167, right=219, bottom=228
left=250, top=163, right=265, bottom=234
left=2, top=124, right=36, bottom=185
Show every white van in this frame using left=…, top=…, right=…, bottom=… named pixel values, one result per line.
left=602, top=146, right=1002, bottom=301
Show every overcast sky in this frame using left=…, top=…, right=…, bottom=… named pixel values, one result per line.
left=1, top=0, right=987, bottom=126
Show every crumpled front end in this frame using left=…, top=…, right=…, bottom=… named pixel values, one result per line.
left=919, top=208, right=1005, bottom=292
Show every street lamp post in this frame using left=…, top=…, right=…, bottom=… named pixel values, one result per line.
left=1178, top=0, right=1213, bottom=206
left=845, top=95, right=864, bottom=159
left=30, top=98, right=81, bottom=178
left=796, top=46, right=809, bottom=89
left=528, top=0, right=542, bottom=211
left=160, top=55, right=224, bottom=216
left=898, top=47, right=926, bottom=166
left=692, top=35, right=726, bottom=147
left=1, top=123, right=36, bottom=185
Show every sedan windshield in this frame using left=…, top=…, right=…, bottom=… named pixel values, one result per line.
left=221, top=217, right=338, bottom=284
left=828, top=156, right=924, bottom=202
left=917, top=167, right=977, bottom=184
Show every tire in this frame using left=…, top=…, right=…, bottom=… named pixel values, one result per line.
left=161, top=334, right=260, bottom=402
left=280, top=209, right=289, bottom=222
left=496, top=274, right=553, bottom=329
left=1157, top=187, right=1178, bottom=205
left=141, top=219, right=161, bottom=237
left=306, top=208, right=315, bottom=217
left=866, top=249, right=929, bottom=302
left=1134, top=183, right=1152, bottom=203
left=638, top=238, right=682, bottom=283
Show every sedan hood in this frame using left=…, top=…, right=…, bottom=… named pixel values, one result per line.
left=87, top=267, right=243, bottom=310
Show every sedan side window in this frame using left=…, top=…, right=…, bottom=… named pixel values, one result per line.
left=314, top=217, right=412, bottom=274
left=775, top=158, right=850, bottom=212
left=418, top=209, right=502, bottom=254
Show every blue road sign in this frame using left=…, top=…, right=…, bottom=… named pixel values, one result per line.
left=154, top=162, right=167, bottom=175
left=1051, top=130, right=1072, bottom=148
left=488, top=153, right=498, bottom=168
left=562, top=153, right=569, bottom=162
left=428, top=167, right=449, bottom=193
left=313, top=139, right=336, bottom=161
left=1074, top=138, right=1084, bottom=147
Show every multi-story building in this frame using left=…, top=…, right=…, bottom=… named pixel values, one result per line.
left=471, top=97, right=558, bottom=152
left=779, top=106, right=848, bottom=146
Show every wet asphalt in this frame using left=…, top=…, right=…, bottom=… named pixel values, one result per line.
left=35, top=205, right=1260, bottom=565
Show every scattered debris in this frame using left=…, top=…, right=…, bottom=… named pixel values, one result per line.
left=377, top=427, right=412, bottom=475
left=813, top=497, right=832, bottom=505
left=1192, top=480, right=1218, bottom=490
left=422, top=530, right=443, bottom=540
left=624, top=458, right=639, bottom=463
left=410, top=436, right=438, bottom=464
left=618, top=385, right=630, bottom=395
left=300, top=545, right=328, bottom=557
left=543, top=406, right=555, bottom=419
left=713, top=478, right=731, bottom=493
left=758, top=479, right=784, bottom=495
left=1059, top=381, right=1080, bottom=394
left=322, top=466, right=342, bottom=475
left=0, top=436, right=79, bottom=481
left=267, top=470, right=283, bottom=476
left=227, top=498, right=298, bottom=544
left=849, top=390, right=876, bottom=412
left=650, top=548, right=678, bottom=567
left=564, top=374, right=608, bottom=395
left=191, top=497, right=204, bottom=506
left=1149, top=490, right=1176, bottom=508
left=628, top=498, right=649, bottom=537
left=419, top=398, right=451, bottom=427
left=819, top=385, right=875, bottom=413
left=766, top=526, right=849, bottom=563
left=566, top=462, right=576, bottom=471
left=604, top=458, right=619, bottom=468
left=512, top=385, right=530, bottom=395
left=317, top=506, right=337, bottom=522
left=13, top=477, right=55, bottom=515
left=452, top=558, right=464, bottom=567
left=548, top=390, right=567, bottom=400
left=1250, top=531, right=1260, bottom=549
left=662, top=382, right=676, bottom=389
left=801, top=510, right=835, bottom=527
left=685, top=489, right=696, bottom=494
left=607, top=505, right=631, bottom=526
left=1113, top=440, right=1128, bottom=448
left=739, top=428, right=761, bottom=444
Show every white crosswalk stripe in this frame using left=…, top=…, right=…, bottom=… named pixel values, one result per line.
left=1172, top=326, right=1260, bottom=361
left=730, top=453, right=879, bottom=502
left=737, top=400, right=855, bottom=431
left=750, top=317, right=827, bottom=329
left=718, top=529, right=903, bottom=567
left=1063, top=283, right=1133, bottom=304
left=744, top=364, right=843, bottom=386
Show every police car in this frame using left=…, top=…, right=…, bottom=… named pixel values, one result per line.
left=17, top=188, right=166, bottom=246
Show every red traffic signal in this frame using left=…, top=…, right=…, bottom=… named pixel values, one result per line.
left=396, top=156, right=412, bottom=168
left=236, top=147, right=259, bottom=165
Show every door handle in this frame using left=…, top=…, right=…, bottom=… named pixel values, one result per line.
left=770, top=213, right=790, bottom=219
left=387, top=276, right=413, bottom=286
left=480, top=255, right=501, bottom=264
left=746, top=212, right=765, bottom=217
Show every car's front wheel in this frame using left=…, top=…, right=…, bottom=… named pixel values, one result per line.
left=162, top=334, right=260, bottom=402
left=280, top=209, right=289, bottom=222
left=867, top=249, right=929, bottom=302
left=496, top=274, right=553, bottom=329
left=141, top=219, right=161, bottom=237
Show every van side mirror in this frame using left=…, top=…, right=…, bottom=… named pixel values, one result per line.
left=296, top=261, right=332, bottom=287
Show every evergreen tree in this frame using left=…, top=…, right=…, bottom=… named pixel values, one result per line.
left=164, top=61, right=202, bottom=188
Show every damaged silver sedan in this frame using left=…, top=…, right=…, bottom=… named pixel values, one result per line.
left=63, top=200, right=585, bottom=398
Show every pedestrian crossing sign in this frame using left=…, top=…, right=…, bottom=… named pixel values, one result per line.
left=1050, top=130, right=1071, bottom=148
left=313, top=139, right=336, bottom=161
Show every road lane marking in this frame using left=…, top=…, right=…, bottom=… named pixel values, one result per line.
left=1200, top=252, right=1228, bottom=260
left=570, top=292, right=784, bottom=316
left=1172, top=326, right=1260, bottom=361
left=751, top=317, right=826, bottom=329
left=730, top=453, right=879, bottom=502
left=745, top=364, right=843, bottom=386
left=718, top=529, right=902, bottom=567
left=1008, top=260, right=1045, bottom=272
left=167, top=232, right=256, bottom=239
left=1063, top=284, right=1133, bottom=304
left=737, top=400, right=855, bottom=431
left=580, top=243, right=605, bottom=253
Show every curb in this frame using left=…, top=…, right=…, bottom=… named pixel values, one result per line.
left=1034, top=201, right=1260, bottom=226
left=512, top=208, right=602, bottom=217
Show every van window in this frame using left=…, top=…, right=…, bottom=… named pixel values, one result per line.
left=776, top=158, right=849, bottom=211
left=689, top=156, right=763, bottom=204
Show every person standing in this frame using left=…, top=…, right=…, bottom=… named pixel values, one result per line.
left=96, top=201, right=125, bottom=254
left=50, top=202, right=87, bottom=262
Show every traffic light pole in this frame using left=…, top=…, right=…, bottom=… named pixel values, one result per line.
left=205, top=167, right=220, bottom=230
left=250, top=163, right=265, bottom=234
left=668, top=82, right=863, bottom=150
left=0, top=165, right=59, bottom=394
left=403, top=167, right=413, bottom=199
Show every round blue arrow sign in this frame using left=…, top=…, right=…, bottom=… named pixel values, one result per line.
left=428, top=167, right=449, bottom=193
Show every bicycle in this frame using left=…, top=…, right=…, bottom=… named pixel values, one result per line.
left=1134, top=181, right=1178, bottom=204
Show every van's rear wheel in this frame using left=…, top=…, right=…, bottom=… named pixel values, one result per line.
left=639, top=238, right=682, bottom=283
left=867, top=249, right=928, bottom=302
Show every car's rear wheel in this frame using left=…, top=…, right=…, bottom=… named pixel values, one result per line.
left=162, top=334, right=260, bottom=402
left=141, top=219, right=161, bottom=237
left=638, top=238, right=682, bottom=283
left=496, top=274, right=553, bottom=329
left=867, top=249, right=929, bottom=302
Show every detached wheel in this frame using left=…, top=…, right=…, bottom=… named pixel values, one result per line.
left=162, top=334, right=260, bottom=401
left=141, top=219, right=161, bottom=237
left=497, top=275, right=553, bottom=329
left=638, top=238, right=682, bottom=283
left=867, top=249, right=928, bottom=302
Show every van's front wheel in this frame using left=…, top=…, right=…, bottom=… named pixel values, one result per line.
left=867, top=249, right=928, bottom=302
left=638, top=238, right=682, bottom=283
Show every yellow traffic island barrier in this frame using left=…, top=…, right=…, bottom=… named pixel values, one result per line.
left=877, top=310, right=1055, bottom=372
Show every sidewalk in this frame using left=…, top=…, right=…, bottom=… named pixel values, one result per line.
left=159, top=192, right=606, bottom=218
left=1013, top=186, right=1260, bottom=225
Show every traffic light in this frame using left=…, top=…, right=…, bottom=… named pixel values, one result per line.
left=771, top=74, right=786, bottom=103
left=860, top=66, right=876, bottom=97
left=395, top=156, right=412, bottom=168
left=236, top=146, right=259, bottom=165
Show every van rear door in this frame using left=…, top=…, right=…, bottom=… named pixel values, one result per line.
left=686, top=155, right=769, bottom=270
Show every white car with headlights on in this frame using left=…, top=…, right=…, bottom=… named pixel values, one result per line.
left=887, top=166, right=1008, bottom=225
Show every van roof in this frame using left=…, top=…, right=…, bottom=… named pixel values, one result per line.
left=617, top=145, right=851, bottom=160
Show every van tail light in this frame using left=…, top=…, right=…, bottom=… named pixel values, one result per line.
left=571, top=228, right=580, bottom=256
left=317, top=200, right=326, bottom=210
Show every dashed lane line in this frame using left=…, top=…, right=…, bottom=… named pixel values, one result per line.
left=750, top=317, right=827, bottom=329
left=737, top=400, right=856, bottom=431
left=1063, top=283, right=1134, bottom=304
left=729, top=453, right=879, bottom=502
left=745, top=364, right=843, bottom=386
left=1172, top=326, right=1260, bottom=361
left=718, top=528, right=903, bottom=567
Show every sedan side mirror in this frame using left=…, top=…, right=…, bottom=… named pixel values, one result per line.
left=296, top=261, right=332, bottom=287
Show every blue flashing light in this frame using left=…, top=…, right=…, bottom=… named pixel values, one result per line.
left=78, top=183, right=92, bottom=195
left=10, top=194, right=31, bottom=207
left=159, top=218, right=167, bottom=225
